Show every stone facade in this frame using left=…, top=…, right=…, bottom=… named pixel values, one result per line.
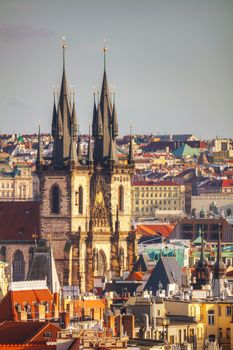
left=38, top=162, right=136, bottom=291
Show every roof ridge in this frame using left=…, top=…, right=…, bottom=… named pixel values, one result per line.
left=25, top=321, right=48, bottom=343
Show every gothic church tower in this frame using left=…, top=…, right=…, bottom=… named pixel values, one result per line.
left=37, top=42, right=137, bottom=291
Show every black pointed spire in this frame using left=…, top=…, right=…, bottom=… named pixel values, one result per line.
left=99, top=42, right=112, bottom=159
left=213, top=223, right=226, bottom=279
left=87, top=126, right=93, bottom=166
left=200, top=226, right=205, bottom=263
left=58, top=37, right=72, bottom=163
left=92, top=92, right=98, bottom=137
left=77, top=134, right=82, bottom=163
left=195, top=226, right=210, bottom=288
left=52, top=38, right=74, bottom=167
left=51, top=90, right=57, bottom=138
left=128, top=126, right=134, bottom=165
left=57, top=106, right=63, bottom=137
left=72, top=91, right=78, bottom=140
left=60, top=37, right=69, bottom=98
left=36, top=125, right=43, bottom=172
left=109, top=126, right=118, bottom=168
left=68, top=123, right=78, bottom=169
left=97, top=103, right=103, bottom=137
left=112, top=93, right=119, bottom=139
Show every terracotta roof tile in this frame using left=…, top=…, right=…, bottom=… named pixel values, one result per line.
left=136, top=224, right=175, bottom=237
left=0, top=321, right=60, bottom=345
left=0, top=289, right=53, bottom=322
left=127, top=271, right=144, bottom=281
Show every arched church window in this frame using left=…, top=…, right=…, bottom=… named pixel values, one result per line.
left=78, top=186, right=83, bottom=214
left=12, top=250, right=25, bottom=281
left=118, top=185, right=124, bottom=212
left=97, top=250, right=107, bottom=276
left=51, top=185, right=60, bottom=214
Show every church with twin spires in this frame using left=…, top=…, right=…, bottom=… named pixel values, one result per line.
left=36, top=41, right=137, bottom=292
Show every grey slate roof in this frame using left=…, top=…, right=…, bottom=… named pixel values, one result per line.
left=27, top=244, right=60, bottom=293
left=144, top=257, right=182, bottom=294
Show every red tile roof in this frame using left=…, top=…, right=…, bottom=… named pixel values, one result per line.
left=222, top=180, right=233, bottom=188
left=127, top=271, right=144, bottom=281
left=0, top=321, right=60, bottom=345
left=136, top=224, right=175, bottom=237
left=0, top=201, right=40, bottom=241
left=0, top=346, right=56, bottom=349
left=0, top=289, right=54, bottom=322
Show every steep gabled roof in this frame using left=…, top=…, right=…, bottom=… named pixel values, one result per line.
left=144, top=257, right=182, bottom=293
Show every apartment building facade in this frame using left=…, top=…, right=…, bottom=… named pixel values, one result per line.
left=132, top=180, right=185, bottom=218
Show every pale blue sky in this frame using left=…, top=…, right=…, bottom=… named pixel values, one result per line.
left=0, top=0, right=233, bottom=138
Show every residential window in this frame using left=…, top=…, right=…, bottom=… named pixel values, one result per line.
left=226, top=328, right=231, bottom=339
left=208, top=310, right=215, bottom=325
left=226, top=306, right=232, bottom=316
left=78, top=186, right=83, bottom=214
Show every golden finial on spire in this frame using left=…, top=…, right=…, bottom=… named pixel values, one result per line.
left=93, top=85, right=96, bottom=103
left=103, top=38, right=107, bottom=52
left=62, top=36, right=67, bottom=71
left=52, top=85, right=56, bottom=104
left=62, top=36, right=66, bottom=49
left=103, top=39, right=107, bottom=71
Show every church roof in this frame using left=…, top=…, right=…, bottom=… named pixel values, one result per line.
left=144, top=257, right=182, bottom=293
left=27, top=245, right=60, bottom=293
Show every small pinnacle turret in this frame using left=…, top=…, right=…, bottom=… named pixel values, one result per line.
left=213, top=224, right=226, bottom=279
left=87, top=127, right=93, bottom=166
left=68, top=124, right=78, bottom=169
left=92, top=92, right=97, bottom=137
left=112, top=93, right=119, bottom=139
left=128, top=129, right=134, bottom=165
left=71, top=93, right=78, bottom=141
left=36, top=125, right=43, bottom=172
left=77, top=134, right=82, bottom=163
left=109, top=127, right=118, bottom=168
left=51, top=92, right=57, bottom=138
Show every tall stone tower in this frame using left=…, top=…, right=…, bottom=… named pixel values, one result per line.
left=37, top=41, right=137, bottom=292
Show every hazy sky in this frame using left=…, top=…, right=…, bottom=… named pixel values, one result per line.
left=0, top=0, right=233, bottom=138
